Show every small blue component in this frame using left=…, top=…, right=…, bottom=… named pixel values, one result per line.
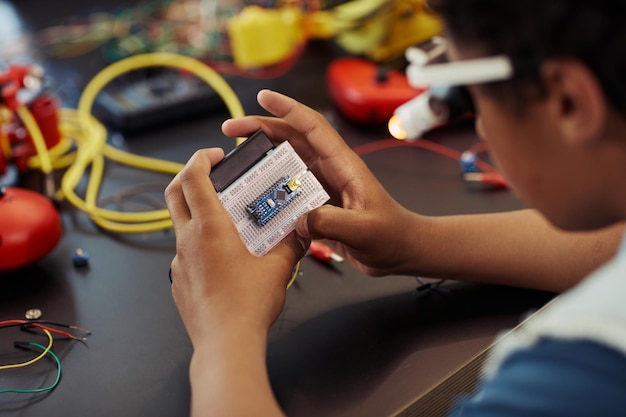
left=71, top=248, right=90, bottom=267
left=247, top=177, right=302, bottom=226
left=460, top=150, right=479, bottom=174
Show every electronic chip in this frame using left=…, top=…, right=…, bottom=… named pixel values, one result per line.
left=216, top=135, right=329, bottom=256
left=247, top=176, right=302, bottom=225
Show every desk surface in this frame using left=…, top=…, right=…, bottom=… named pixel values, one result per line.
left=0, top=2, right=554, bottom=416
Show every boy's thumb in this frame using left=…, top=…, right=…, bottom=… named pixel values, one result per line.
left=296, top=205, right=366, bottom=245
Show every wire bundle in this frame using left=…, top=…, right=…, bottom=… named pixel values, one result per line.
left=34, top=0, right=319, bottom=79
left=19, top=52, right=245, bottom=234
left=0, top=320, right=91, bottom=394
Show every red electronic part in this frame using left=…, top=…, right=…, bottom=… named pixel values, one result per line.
left=0, top=186, right=62, bottom=272
left=10, top=93, right=61, bottom=172
left=308, top=241, right=344, bottom=263
left=326, top=57, right=425, bottom=124
left=0, top=64, right=44, bottom=109
left=0, top=64, right=61, bottom=174
left=463, top=171, right=508, bottom=189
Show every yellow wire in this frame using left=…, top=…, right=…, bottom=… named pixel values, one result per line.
left=287, top=261, right=301, bottom=289
left=0, top=107, right=12, bottom=159
left=21, top=52, right=245, bottom=233
left=27, top=136, right=75, bottom=170
left=0, top=329, right=53, bottom=370
left=102, top=145, right=184, bottom=174
left=75, top=54, right=244, bottom=232
left=16, top=106, right=53, bottom=174
left=75, top=52, right=245, bottom=144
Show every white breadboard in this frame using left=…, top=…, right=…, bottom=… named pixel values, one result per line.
left=218, top=141, right=329, bottom=256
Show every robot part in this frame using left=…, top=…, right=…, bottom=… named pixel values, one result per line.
left=327, top=57, right=424, bottom=124
left=0, top=186, right=62, bottom=272
left=0, top=64, right=61, bottom=174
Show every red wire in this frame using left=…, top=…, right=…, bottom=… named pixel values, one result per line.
left=0, top=320, right=27, bottom=327
left=0, top=320, right=86, bottom=340
left=29, top=323, right=78, bottom=340
left=468, top=140, right=489, bottom=154
left=351, top=137, right=497, bottom=173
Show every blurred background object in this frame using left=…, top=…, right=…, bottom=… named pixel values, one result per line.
left=23, top=0, right=441, bottom=78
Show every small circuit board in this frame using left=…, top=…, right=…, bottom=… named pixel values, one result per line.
left=247, top=177, right=302, bottom=225
left=213, top=131, right=329, bottom=256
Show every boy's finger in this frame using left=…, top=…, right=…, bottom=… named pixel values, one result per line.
left=178, top=148, right=226, bottom=219
left=267, top=232, right=309, bottom=283
left=256, top=90, right=350, bottom=159
left=165, top=175, right=192, bottom=228
left=222, top=115, right=309, bottom=147
left=221, top=115, right=319, bottom=168
left=296, top=205, right=374, bottom=249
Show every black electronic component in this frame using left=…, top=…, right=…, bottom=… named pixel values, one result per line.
left=93, top=69, right=233, bottom=132
left=209, top=130, right=275, bottom=193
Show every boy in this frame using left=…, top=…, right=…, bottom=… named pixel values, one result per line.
left=165, top=1, right=626, bottom=415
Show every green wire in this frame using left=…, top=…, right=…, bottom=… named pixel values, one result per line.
left=0, top=342, right=62, bottom=394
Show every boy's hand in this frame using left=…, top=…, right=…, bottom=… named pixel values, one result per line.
left=165, top=147, right=307, bottom=348
left=222, top=90, right=422, bottom=277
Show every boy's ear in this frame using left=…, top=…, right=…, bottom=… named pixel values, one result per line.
left=540, top=59, right=607, bottom=146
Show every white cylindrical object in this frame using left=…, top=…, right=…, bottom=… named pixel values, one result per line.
left=390, top=92, right=447, bottom=140
left=407, top=55, right=513, bottom=88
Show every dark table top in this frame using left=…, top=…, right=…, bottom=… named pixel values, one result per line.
left=0, top=1, right=554, bottom=416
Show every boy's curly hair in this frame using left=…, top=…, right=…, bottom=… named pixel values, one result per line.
left=427, top=0, right=626, bottom=113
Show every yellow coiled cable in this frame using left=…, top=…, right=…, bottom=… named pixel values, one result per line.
left=19, top=52, right=245, bottom=233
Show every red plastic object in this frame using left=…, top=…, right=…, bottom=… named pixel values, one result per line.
left=0, top=62, right=61, bottom=175
left=11, top=93, right=62, bottom=173
left=326, top=57, right=425, bottom=124
left=0, top=187, right=62, bottom=272
left=308, top=241, right=344, bottom=263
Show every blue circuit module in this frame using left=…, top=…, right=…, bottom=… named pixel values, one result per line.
left=247, top=177, right=302, bottom=226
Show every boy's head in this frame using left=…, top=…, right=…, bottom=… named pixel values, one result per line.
left=427, top=0, right=626, bottom=112
left=427, top=0, right=626, bottom=231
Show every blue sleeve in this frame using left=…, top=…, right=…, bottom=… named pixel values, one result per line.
left=449, top=338, right=626, bottom=417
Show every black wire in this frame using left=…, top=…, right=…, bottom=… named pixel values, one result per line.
left=0, top=321, right=91, bottom=335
